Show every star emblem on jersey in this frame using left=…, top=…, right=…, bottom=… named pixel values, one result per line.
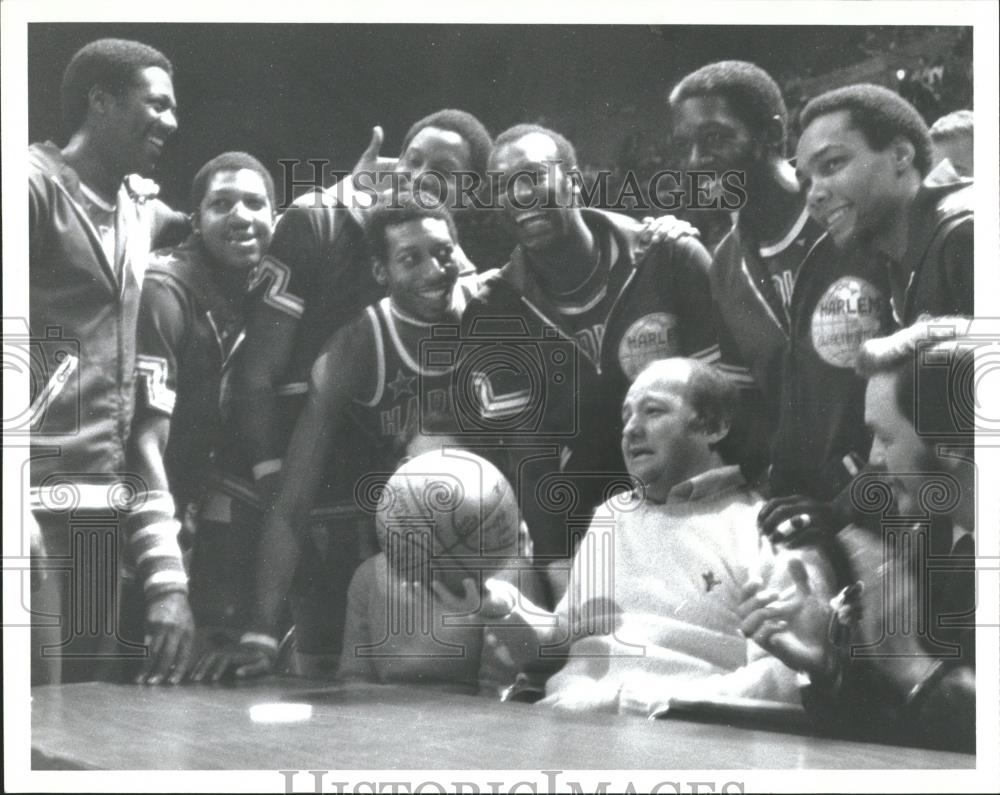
left=702, top=570, right=721, bottom=593
left=387, top=368, right=417, bottom=400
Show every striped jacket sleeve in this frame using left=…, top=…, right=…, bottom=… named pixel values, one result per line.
left=123, top=489, right=188, bottom=599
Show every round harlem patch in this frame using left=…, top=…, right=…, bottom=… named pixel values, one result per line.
left=810, top=276, right=887, bottom=368
left=618, top=312, right=681, bottom=381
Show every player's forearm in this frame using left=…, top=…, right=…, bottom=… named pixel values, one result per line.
left=247, top=374, right=338, bottom=639
left=237, top=386, right=286, bottom=476
left=238, top=305, right=301, bottom=473
left=248, top=512, right=300, bottom=637
left=122, top=489, right=188, bottom=601
left=129, top=415, right=171, bottom=495
left=125, top=418, right=187, bottom=601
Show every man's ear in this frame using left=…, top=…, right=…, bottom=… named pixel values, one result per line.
left=517, top=518, right=534, bottom=559
left=189, top=211, right=200, bottom=234
left=763, top=114, right=786, bottom=155
left=565, top=168, right=582, bottom=204
left=372, top=257, right=388, bottom=286
left=935, top=444, right=971, bottom=474
left=86, top=84, right=115, bottom=119
left=704, top=417, right=732, bottom=446
left=892, top=136, right=917, bottom=173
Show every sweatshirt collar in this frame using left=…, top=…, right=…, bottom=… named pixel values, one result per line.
left=664, top=465, right=746, bottom=504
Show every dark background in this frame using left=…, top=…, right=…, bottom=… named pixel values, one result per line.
left=28, top=24, right=972, bottom=211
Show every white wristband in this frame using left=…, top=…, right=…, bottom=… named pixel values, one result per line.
left=240, top=632, right=279, bottom=653
left=252, top=459, right=283, bottom=481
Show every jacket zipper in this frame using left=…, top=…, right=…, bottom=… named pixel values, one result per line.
left=739, top=254, right=788, bottom=340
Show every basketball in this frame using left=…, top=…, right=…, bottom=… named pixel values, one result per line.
left=375, top=450, right=520, bottom=589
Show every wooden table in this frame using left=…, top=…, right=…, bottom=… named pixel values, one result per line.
left=30, top=678, right=975, bottom=770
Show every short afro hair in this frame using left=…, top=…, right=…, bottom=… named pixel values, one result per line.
left=60, top=38, right=173, bottom=135
left=400, top=109, right=493, bottom=182
left=365, top=190, right=459, bottom=265
left=490, top=123, right=579, bottom=171
left=190, top=151, right=276, bottom=212
left=800, top=84, right=933, bottom=176
left=930, top=109, right=974, bottom=143
left=669, top=61, right=788, bottom=151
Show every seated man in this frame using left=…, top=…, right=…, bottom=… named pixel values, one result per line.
left=484, top=358, right=834, bottom=715
left=739, top=318, right=976, bottom=752
left=337, top=448, right=539, bottom=694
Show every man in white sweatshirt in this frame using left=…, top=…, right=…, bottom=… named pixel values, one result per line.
left=485, top=357, right=835, bottom=715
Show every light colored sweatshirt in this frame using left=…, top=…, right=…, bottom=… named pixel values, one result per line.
left=544, top=465, right=833, bottom=715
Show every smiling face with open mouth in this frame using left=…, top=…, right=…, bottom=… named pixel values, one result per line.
left=492, top=132, right=577, bottom=254
left=376, top=217, right=460, bottom=323
left=196, top=168, right=274, bottom=273
left=102, top=65, right=178, bottom=177
left=796, top=109, right=906, bottom=250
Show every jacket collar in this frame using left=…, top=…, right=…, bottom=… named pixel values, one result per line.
left=891, top=159, right=972, bottom=315
left=905, top=159, right=972, bottom=235
left=31, top=141, right=160, bottom=203
left=150, top=235, right=250, bottom=308
left=922, top=158, right=971, bottom=192
left=495, top=208, right=641, bottom=320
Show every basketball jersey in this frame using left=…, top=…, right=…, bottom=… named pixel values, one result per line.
left=318, top=274, right=485, bottom=512
left=347, top=297, right=459, bottom=457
